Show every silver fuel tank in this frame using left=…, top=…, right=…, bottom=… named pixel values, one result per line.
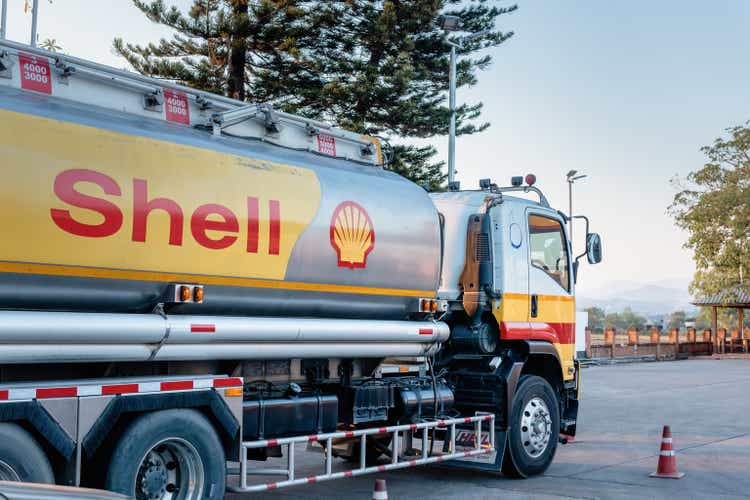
left=0, top=86, right=442, bottom=320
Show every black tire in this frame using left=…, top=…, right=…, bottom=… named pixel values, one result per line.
left=501, top=375, right=559, bottom=478
left=105, top=409, right=225, bottom=499
left=0, top=422, right=55, bottom=484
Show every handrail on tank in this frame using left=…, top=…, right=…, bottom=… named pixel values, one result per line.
left=0, top=38, right=379, bottom=154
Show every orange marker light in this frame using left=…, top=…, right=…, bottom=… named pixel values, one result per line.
left=430, top=300, right=438, bottom=313
left=193, top=286, right=204, bottom=302
left=224, top=387, right=243, bottom=397
left=179, top=285, right=191, bottom=302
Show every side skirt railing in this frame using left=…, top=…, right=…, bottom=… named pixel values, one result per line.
left=228, top=413, right=495, bottom=493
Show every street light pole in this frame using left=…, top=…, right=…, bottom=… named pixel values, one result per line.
left=566, top=170, right=587, bottom=248
left=30, top=0, right=40, bottom=46
left=568, top=179, right=573, bottom=244
left=448, top=43, right=457, bottom=186
left=440, top=15, right=491, bottom=189
left=0, top=0, right=7, bottom=40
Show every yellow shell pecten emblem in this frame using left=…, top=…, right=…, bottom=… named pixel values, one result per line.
left=330, top=201, right=375, bottom=269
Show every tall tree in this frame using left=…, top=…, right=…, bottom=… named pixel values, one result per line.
left=114, top=0, right=516, bottom=190
left=669, top=122, right=750, bottom=301
left=584, top=306, right=605, bottom=332
left=668, top=310, right=686, bottom=330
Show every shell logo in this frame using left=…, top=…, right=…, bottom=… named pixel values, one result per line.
left=330, top=201, right=375, bottom=269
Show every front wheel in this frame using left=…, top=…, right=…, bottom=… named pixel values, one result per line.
left=105, top=409, right=225, bottom=500
left=502, top=375, right=560, bottom=478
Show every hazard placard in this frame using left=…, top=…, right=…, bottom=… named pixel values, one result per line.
left=164, top=89, right=190, bottom=125
left=317, top=134, right=336, bottom=156
left=19, top=53, right=52, bottom=94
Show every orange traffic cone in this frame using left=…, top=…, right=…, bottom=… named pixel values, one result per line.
left=649, top=425, right=685, bottom=479
left=372, top=478, right=388, bottom=500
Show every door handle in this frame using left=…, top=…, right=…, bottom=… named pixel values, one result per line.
left=530, top=294, right=538, bottom=318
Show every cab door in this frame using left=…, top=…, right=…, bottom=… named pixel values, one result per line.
left=526, top=210, right=576, bottom=381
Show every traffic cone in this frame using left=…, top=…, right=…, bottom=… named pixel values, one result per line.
left=649, top=425, right=685, bottom=479
left=372, top=478, right=388, bottom=500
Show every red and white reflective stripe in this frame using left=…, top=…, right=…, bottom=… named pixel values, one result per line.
left=662, top=437, right=673, bottom=444
left=0, top=377, right=242, bottom=401
left=418, top=328, right=433, bottom=335
left=660, top=450, right=675, bottom=456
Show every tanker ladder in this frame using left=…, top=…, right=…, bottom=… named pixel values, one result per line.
left=228, top=413, right=495, bottom=493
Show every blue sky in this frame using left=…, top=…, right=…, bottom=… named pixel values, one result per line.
left=5, top=0, right=749, bottom=294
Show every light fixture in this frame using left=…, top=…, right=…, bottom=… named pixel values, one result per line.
left=439, top=15, right=461, bottom=32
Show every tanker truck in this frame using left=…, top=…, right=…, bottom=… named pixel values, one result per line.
left=0, top=39, right=601, bottom=498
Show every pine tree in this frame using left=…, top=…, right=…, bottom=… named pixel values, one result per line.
left=115, top=1, right=517, bottom=189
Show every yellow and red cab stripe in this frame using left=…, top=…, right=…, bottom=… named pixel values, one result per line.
left=493, top=293, right=576, bottom=380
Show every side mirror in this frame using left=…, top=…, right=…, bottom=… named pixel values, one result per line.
left=586, top=233, right=602, bottom=264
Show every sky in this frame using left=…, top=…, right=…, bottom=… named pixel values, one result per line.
left=4, top=0, right=749, bottom=295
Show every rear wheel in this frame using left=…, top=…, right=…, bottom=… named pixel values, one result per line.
left=502, top=375, right=559, bottom=478
left=0, top=422, right=55, bottom=484
left=105, top=409, right=225, bottom=500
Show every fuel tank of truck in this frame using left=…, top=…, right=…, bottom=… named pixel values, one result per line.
left=0, top=86, right=441, bottom=319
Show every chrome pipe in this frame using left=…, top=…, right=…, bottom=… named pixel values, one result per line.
left=167, top=316, right=449, bottom=344
left=0, top=342, right=439, bottom=364
left=0, top=311, right=448, bottom=344
left=0, top=311, right=166, bottom=343
left=0, top=345, right=154, bottom=364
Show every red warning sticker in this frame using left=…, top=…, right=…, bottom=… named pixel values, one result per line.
left=164, top=89, right=190, bottom=125
left=317, top=134, right=336, bottom=156
left=19, top=53, right=52, bottom=94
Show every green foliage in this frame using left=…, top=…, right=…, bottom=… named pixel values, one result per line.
left=667, top=310, right=686, bottom=330
left=669, top=122, right=750, bottom=301
left=114, top=0, right=516, bottom=188
left=584, top=306, right=605, bottom=332
left=603, top=307, right=647, bottom=331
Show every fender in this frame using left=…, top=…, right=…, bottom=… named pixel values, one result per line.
left=0, top=400, right=76, bottom=460
left=82, top=389, right=239, bottom=459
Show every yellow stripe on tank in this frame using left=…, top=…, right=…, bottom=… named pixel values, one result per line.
left=0, top=261, right=435, bottom=298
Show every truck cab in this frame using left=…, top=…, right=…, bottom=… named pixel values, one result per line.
left=430, top=176, right=601, bottom=476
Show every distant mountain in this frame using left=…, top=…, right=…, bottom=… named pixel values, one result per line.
left=577, top=279, right=698, bottom=316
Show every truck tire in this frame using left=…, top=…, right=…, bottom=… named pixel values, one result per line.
left=105, top=409, right=225, bottom=499
left=501, top=375, right=559, bottom=478
left=0, top=422, right=55, bottom=484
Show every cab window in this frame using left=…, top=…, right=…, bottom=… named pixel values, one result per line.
left=528, top=214, right=569, bottom=291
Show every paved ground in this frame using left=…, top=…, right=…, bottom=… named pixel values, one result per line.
left=228, top=359, right=750, bottom=499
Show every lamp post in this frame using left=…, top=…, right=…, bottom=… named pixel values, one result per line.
left=30, top=0, right=39, bottom=46
left=566, top=170, right=587, bottom=247
left=440, top=15, right=491, bottom=189
left=0, top=0, right=7, bottom=40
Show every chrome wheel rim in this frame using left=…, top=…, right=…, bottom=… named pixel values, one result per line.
left=0, top=459, right=20, bottom=481
left=520, top=396, right=552, bottom=458
left=135, top=437, right=204, bottom=500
